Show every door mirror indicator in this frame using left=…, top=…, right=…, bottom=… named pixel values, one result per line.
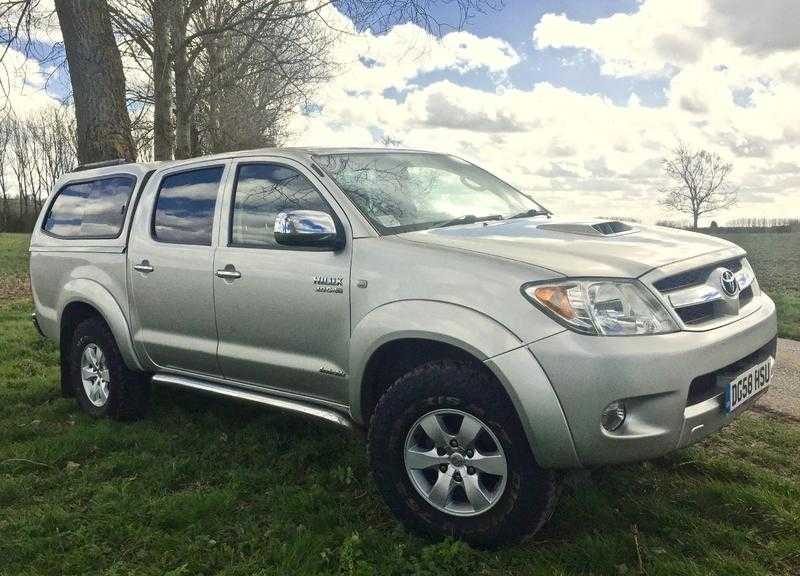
left=274, top=210, right=342, bottom=249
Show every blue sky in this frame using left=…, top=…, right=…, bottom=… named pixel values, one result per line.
left=387, top=0, right=669, bottom=106
left=285, top=0, right=799, bottom=223
left=5, top=0, right=799, bottom=223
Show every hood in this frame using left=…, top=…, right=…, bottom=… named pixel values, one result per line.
left=398, top=218, right=741, bottom=277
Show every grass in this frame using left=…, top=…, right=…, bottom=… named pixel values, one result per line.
left=1, top=230, right=798, bottom=574
left=1, top=298, right=799, bottom=575
left=0, top=233, right=30, bottom=302
left=0, top=232, right=30, bottom=276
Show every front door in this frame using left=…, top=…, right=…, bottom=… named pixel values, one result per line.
left=128, top=163, right=227, bottom=376
left=213, top=158, right=352, bottom=403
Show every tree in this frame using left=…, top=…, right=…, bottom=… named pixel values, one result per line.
left=52, top=0, right=136, bottom=163
left=659, top=143, right=737, bottom=230
left=2, top=0, right=501, bottom=163
left=0, top=106, right=76, bottom=232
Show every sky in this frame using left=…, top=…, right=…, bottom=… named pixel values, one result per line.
left=4, top=0, right=800, bottom=225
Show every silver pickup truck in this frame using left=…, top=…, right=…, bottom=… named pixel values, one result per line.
left=29, top=148, right=777, bottom=545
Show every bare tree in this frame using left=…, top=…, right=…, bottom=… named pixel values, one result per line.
left=659, top=143, right=738, bottom=230
left=54, top=0, right=136, bottom=163
left=0, top=117, right=12, bottom=229
left=0, top=106, right=77, bottom=232
left=192, top=1, right=332, bottom=154
left=1, top=0, right=135, bottom=163
left=3, top=0, right=502, bottom=163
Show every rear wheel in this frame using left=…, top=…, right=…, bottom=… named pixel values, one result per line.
left=368, top=359, right=557, bottom=547
left=69, top=317, right=150, bottom=421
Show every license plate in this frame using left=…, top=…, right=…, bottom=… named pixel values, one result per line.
left=724, top=356, right=773, bottom=413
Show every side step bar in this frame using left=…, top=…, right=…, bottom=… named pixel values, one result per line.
left=152, top=374, right=354, bottom=430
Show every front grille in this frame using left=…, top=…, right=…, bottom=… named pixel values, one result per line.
left=686, top=337, right=777, bottom=406
left=654, top=258, right=742, bottom=293
left=678, top=302, right=716, bottom=325
left=739, top=285, right=754, bottom=307
left=654, top=257, right=755, bottom=327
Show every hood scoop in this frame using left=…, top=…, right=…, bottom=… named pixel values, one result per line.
left=537, top=220, right=635, bottom=237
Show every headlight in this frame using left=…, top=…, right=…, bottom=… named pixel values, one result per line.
left=522, top=279, right=678, bottom=336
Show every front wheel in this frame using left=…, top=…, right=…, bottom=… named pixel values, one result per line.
left=367, top=359, right=557, bottom=547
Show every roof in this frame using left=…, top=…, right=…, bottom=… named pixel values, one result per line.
left=64, top=147, right=441, bottom=179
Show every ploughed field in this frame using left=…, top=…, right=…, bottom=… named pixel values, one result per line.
left=1, top=231, right=799, bottom=575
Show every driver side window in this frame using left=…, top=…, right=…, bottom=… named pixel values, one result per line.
left=230, top=163, right=332, bottom=248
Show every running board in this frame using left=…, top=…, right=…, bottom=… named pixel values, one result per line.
left=151, top=374, right=354, bottom=430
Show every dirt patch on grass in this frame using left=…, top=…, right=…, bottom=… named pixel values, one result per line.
left=0, top=275, right=31, bottom=303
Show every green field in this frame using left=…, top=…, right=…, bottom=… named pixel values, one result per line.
left=0, top=233, right=30, bottom=276
left=1, top=299, right=799, bottom=575
left=1, top=231, right=799, bottom=574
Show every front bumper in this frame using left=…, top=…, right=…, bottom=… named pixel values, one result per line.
left=529, top=293, right=778, bottom=467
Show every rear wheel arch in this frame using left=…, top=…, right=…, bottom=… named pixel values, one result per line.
left=57, top=279, right=143, bottom=373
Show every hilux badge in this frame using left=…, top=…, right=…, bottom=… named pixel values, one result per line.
left=313, top=275, right=344, bottom=294
left=720, top=269, right=738, bottom=297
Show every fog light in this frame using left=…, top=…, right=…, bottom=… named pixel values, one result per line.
left=601, top=400, right=626, bottom=432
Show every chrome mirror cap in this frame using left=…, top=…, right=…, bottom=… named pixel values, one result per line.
left=274, top=210, right=341, bottom=248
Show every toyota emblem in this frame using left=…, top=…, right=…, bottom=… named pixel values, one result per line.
left=720, top=269, right=738, bottom=297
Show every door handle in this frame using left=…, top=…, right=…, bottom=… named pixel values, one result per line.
left=133, top=260, right=154, bottom=273
left=215, top=267, right=241, bottom=280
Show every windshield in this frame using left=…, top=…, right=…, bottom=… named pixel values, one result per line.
left=313, top=152, right=548, bottom=234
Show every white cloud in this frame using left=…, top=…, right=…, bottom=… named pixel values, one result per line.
left=1, top=47, right=61, bottom=116
left=3, top=0, right=794, bottom=225
left=285, top=1, right=799, bottom=224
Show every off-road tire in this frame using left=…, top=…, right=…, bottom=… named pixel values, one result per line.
left=368, top=359, right=557, bottom=547
left=69, top=316, right=150, bottom=421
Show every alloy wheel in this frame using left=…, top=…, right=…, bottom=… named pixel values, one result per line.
left=80, top=343, right=110, bottom=407
left=404, top=409, right=508, bottom=517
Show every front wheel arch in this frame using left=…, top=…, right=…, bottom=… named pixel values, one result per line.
left=349, top=299, right=523, bottom=424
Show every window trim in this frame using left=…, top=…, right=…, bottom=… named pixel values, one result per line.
left=41, top=173, right=138, bottom=240
left=226, top=161, right=345, bottom=252
left=150, top=164, right=226, bottom=247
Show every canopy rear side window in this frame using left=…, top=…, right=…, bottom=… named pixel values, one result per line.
left=43, top=175, right=137, bottom=238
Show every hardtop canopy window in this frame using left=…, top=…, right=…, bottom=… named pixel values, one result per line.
left=313, top=152, right=546, bottom=234
left=43, top=175, right=137, bottom=238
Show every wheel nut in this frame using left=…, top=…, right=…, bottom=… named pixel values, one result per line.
left=449, top=439, right=458, bottom=448
left=467, top=466, right=475, bottom=475
left=439, top=464, right=448, bottom=472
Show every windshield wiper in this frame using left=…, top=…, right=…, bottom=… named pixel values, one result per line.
left=436, top=214, right=504, bottom=228
left=508, top=208, right=551, bottom=220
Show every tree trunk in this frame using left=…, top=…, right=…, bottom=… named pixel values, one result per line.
left=54, top=0, right=136, bottom=164
left=172, top=1, right=192, bottom=159
left=693, top=212, right=699, bottom=230
left=152, top=0, right=174, bottom=160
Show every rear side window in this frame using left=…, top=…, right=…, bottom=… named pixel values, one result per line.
left=231, top=163, right=331, bottom=247
left=43, top=175, right=136, bottom=238
left=153, top=166, right=224, bottom=245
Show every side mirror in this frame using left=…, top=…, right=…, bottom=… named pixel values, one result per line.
left=274, top=210, right=343, bottom=249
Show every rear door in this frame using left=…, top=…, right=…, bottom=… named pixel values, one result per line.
left=212, top=156, right=352, bottom=403
left=128, top=161, right=228, bottom=376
